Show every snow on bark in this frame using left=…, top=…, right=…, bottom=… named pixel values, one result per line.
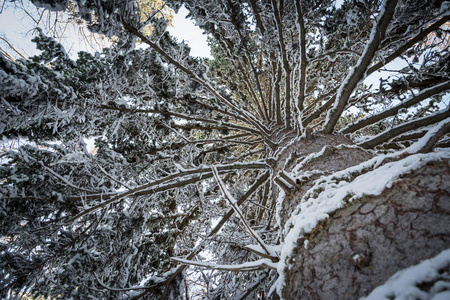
left=361, top=249, right=450, bottom=300
left=281, top=159, right=450, bottom=299
left=275, top=149, right=450, bottom=296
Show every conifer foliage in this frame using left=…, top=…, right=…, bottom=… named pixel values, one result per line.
left=1, top=0, right=449, bottom=299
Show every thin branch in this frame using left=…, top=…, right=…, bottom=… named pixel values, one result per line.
left=98, top=105, right=259, bottom=134
left=212, top=23, right=266, bottom=120
left=322, top=0, right=399, bottom=133
left=40, top=163, right=96, bottom=193
left=308, top=49, right=361, bottom=65
left=211, top=165, right=273, bottom=257
left=121, top=20, right=269, bottom=136
left=249, top=0, right=266, bottom=35
left=222, top=133, right=253, bottom=140
left=295, top=0, right=307, bottom=115
left=271, top=0, right=292, bottom=129
left=0, top=37, right=28, bottom=60
left=359, top=106, right=450, bottom=149
left=159, top=121, right=260, bottom=135
left=191, top=97, right=250, bottom=124
left=160, top=171, right=270, bottom=298
left=95, top=163, right=132, bottom=190
left=209, top=171, right=270, bottom=237
left=94, top=273, right=152, bottom=292
left=341, top=80, right=450, bottom=134
left=302, top=94, right=336, bottom=127
left=303, top=87, right=338, bottom=116
left=65, top=162, right=268, bottom=222
left=257, top=181, right=270, bottom=222
left=273, top=56, right=283, bottom=124
left=170, top=257, right=277, bottom=271
left=226, top=148, right=265, bottom=164
left=367, top=15, right=450, bottom=75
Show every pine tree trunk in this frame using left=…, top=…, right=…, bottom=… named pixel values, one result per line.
left=282, top=160, right=450, bottom=299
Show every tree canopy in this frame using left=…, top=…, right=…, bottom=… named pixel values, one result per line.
left=1, top=0, right=449, bottom=299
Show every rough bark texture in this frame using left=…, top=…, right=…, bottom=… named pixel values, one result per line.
left=275, top=134, right=374, bottom=227
left=274, top=134, right=355, bottom=173
left=282, top=159, right=450, bottom=299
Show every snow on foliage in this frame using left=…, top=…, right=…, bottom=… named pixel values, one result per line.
left=31, top=0, right=69, bottom=11
left=1, top=0, right=449, bottom=299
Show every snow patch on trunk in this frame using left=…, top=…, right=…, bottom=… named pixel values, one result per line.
left=275, top=149, right=450, bottom=297
left=361, top=248, right=450, bottom=300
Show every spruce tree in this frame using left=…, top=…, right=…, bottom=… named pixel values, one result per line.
left=1, top=1, right=449, bottom=299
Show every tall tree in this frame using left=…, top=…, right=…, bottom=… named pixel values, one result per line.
left=1, top=0, right=449, bottom=299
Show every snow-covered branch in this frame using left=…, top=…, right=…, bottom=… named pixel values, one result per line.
left=211, top=165, right=275, bottom=259
left=341, top=81, right=450, bottom=134
left=322, top=0, right=399, bottom=133
left=359, top=106, right=450, bottom=149
left=170, top=257, right=277, bottom=271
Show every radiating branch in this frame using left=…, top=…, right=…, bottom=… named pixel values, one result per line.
left=211, top=165, right=273, bottom=257
left=65, top=162, right=268, bottom=223
left=120, top=20, right=270, bottom=137
left=407, top=117, right=450, bottom=153
left=170, top=257, right=277, bottom=271
left=341, top=81, right=450, bottom=134
left=367, top=15, right=450, bottom=75
left=322, top=0, right=399, bottom=133
left=271, top=0, right=292, bottom=129
left=295, top=0, right=307, bottom=117
left=359, top=106, right=450, bottom=149
left=98, top=105, right=259, bottom=134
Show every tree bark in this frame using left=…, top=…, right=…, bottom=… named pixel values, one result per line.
left=282, top=160, right=450, bottom=299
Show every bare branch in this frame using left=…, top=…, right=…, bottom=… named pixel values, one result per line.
left=271, top=0, right=292, bottom=129
left=208, top=171, right=270, bottom=237
left=295, top=0, right=307, bottom=116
